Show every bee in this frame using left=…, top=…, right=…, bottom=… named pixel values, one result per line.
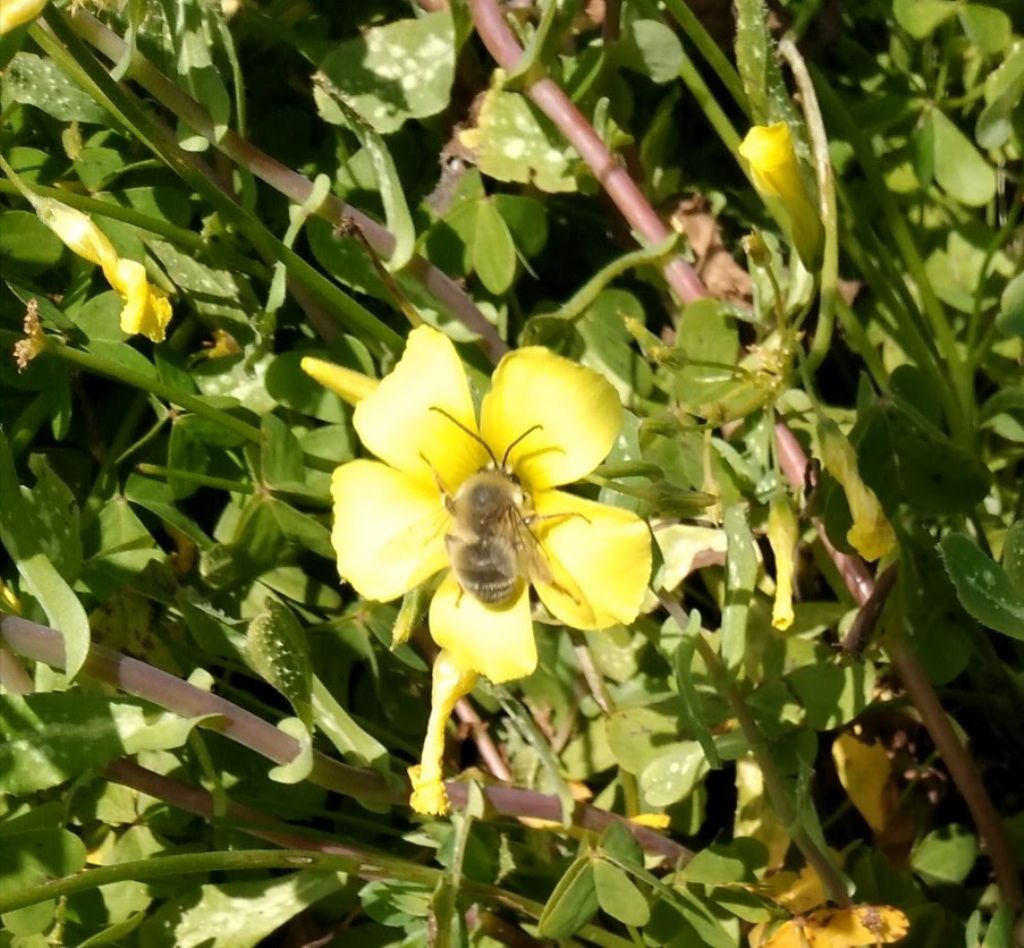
left=427, top=408, right=580, bottom=606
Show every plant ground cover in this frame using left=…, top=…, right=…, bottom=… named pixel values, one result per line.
left=1, top=0, right=1022, bottom=945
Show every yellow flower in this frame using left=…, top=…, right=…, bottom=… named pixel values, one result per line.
left=0, top=0, right=48, bottom=33
left=738, top=122, right=823, bottom=268
left=36, top=199, right=172, bottom=343
left=324, top=326, right=652, bottom=814
left=767, top=495, right=798, bottom=631
left=817, top=419, right=895, bottom=562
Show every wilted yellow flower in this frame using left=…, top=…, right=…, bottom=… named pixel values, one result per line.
left=301, top=356, right=379, bottom=406
left=817, top=419, right=894, bottom=562
left=767, top=495, right=798, bottom=631
left=0, top=0, right=48, bottom=33
left=36, top=199, right=172, bottom=342
left=319, top=326, right=652, bottom=815
left=739, top=122, right=823, bottom=268
left=752, top=904, right=909, bottom=947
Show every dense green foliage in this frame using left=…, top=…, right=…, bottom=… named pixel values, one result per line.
left=1, top=0, right=1021, bottom=945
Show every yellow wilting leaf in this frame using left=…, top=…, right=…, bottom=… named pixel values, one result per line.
left=755, top=905, right=910, bottom=948
left=832, top=733, right=898, bottom=833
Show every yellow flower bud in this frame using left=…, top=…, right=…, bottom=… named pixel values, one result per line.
left=738, top=122, right=823, bottom=268
left=300, top=356, right=379, bottom=406
left=408, top=651, right=477, bottom=816
left=818, top=420, right=895, bottom=562
left=767, top=495, right=799, bottom=631
left=0, top=0, right=48, bottom=34
left=35, top=199, right=173, bottom=342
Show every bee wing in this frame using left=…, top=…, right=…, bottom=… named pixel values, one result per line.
left=510, top=510, right=590, bottom=614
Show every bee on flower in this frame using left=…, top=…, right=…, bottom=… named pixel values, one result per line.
left=304, top=326, right=652, bottom=815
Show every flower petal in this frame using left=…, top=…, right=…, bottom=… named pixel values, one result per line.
left=301, top=356, right=379, bottom=406
left=429, top=571, right=536, bottom=683
left=531, top=490, right=651, bottom=630
left=354, top=326, right=489, bottom=491
left=38, top=200, right=117, bottom=269
left=331, top=459, right=449, bottom=601
left=408, top=650, right=478, bottom=816
left=108, top=258, right=172, bottom=342
left=480, top=347, right=622, bottom=489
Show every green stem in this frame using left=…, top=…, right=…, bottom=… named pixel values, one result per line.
left=44, top=339, right=261, bottom=444
left=658, top=591, right=852, bottom=908
left=969, top=190, right=1023, bottom=362
left=675, top=47, right=742, bottom=154
left=780, top=39, right=837, bottom=375
left=662, top=0, right=749, bottom=117
left=136, top=463, right=254, bottom=494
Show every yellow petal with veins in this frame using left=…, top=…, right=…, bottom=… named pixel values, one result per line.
left=354, top=326, right=488, bottom=492
left=331, top=459, right=449, bottom=602
left=531, top=490, right=651, bottom=630
left=480, top=346, right=621, bottom=490
left=408, top=650, right=478, bottom=816
left=429, top=571, right=536, bottom=683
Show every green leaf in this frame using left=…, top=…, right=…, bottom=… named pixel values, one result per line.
left=681, top=838, right=767, bottom=884
left=911, top=824, right=978, bottom=885
left=0, top=694, right=211, bottom=794
left=929, top=108, right=997, bottom=207
left=606, top=706, right=680, bottom=774
left=20, top=454, right=81, bottom=584
left=673, top=611, right=721, bottom=768
left=2, top=52, right=109, bottom=122
left=672, top=299, right=740, bottom=416
left=593, top=859, right=650, bottom=927
left=247, top=599, right=314, bottom=729
left=893, top=0, right=958, bottom=37
left=0, top=210, right=64, bottom=277
left=1001, top=520, right=1024, bottom=592
left=472, top=198, right=517, bottom=294
left=787, top=659, right=876, bottom=729
left=976, top=41, right=1024, bottom=149
left=639, top=741, right=710, bottom=806
left=311, top=677, right=390, bottom=773
left=310, top=93, right=415, bottom=270
left=316, top=11, right=455, bottom=134
left=721, top=504, right=757, bottom=670
left=260, top=413, right=306, bottom=490
left=0, top=432, right=90, bottom=681
left=957, top=5, right=1011, bottom=56
left=939, top=534, right=1024, bottom=640
left=140, top=870, right=345, bottom=948
left=997, top=270, right=1024, bottom=339
left=538, top=856, right=599, bottom=938
left=734, top=0, right=802, bottom=125
left=617, top=19, right=683, bottom=85
left=461, top=89, right=578, bottom=193
left=268, top=717, right=314, bottom=784
left=856, top=399, right=989, bottom=516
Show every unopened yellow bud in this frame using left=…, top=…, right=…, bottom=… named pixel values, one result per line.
left=767, top=495, right=799, bottom=631
left=818, top=420, right=895, bottom=562
left=0, top=0, right=48, bottom=34
left=738, top=123, right=823, bottom=268
left=301, top=356, right=379, bottom=406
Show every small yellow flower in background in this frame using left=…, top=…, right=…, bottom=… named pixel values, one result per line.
left=767, top=494, right=798, bottom=631
left=0, top=0, right=48, bottom=33
left=817, top=419, right=895, bottom=562
left=312, top=325, right=652, bottom=815
left=35, top=199, right=173, bottom=343
left=301, top=356, right=379, bottom=406
left=738, top=122, right=823, bottom=268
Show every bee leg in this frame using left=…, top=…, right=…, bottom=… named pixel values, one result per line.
left=419, top=452, right=455, bottom=511
left=523, top=511, right=591, bottom=528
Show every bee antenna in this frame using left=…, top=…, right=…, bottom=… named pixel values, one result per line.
left=501, top=424, right=544, bottom=468
left=428, top=406, right=499, bottom=467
